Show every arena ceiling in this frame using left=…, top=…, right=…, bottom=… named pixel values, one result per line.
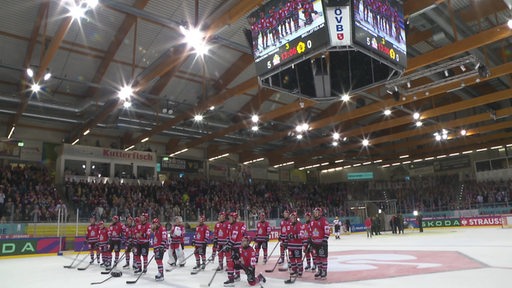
left=0, top=0, right=511, bottom=170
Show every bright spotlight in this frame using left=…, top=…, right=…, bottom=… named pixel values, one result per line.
left=85, top=0, right=99, bottom=9
left=362, top=139, right=369, bottom=146
left=30, top=82, right=41, bottom=93
left=251, top=125, right=259, bottom=132
left=508, top=19, right=512, bottom=29
left=251, top=115, right=259, bottom=123
left=194, top=114, right=203, bottom=121
left=332, top=132, right=340, bottom=140
left=413, top=112, right=420, bottom=120
left=123, top=101, right=132, bottom=108
left=26, top=68, right=34, bottom=78
left=118, top=85, right=133, bottom=100
left=43, top=71, right=52, bottom=81
left=68, top=3, right=87, bottom=20
left=383, top=109, right=391, bottom=116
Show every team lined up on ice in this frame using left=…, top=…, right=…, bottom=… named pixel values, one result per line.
left=85, top=208, right=331, bottom=286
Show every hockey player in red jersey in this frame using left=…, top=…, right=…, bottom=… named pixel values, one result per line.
left=302, top=212, right=313, bottom=271
left=122, top=216, right=134, bottom=268
left=310, top=207, right=330, bottom=280
left=223, top=212, right=246, bottom=287
left=232, top=236, right=266, bottom=286
left=108, top=215, right=123, bottom=266
left=287, top=211, right=305, bottom=279
left=192, top=215, right=210, bottom=272
left=168, top=215, right=186, bottom=267
left=278, top=210, right=291, bottom=269
left=97, top=221, right=111, bottom=268
left=134, top=213, right=152, bottom=274
left=254, top=212, right=271, bottom=264
left=212, top=212, right=230, bottom=271
left=86, top=216, right=100, bottom=264
left=151, top=218, right=168, bottom=281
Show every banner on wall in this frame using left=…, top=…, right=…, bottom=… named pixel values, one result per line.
left=0, top=237, right=61, bottom=256
left=62, top=144, right=155, bottom=164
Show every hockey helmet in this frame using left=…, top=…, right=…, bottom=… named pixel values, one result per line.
left=229, top=212, right=238, bottom=220
left=314, top=207, right=323, bottom=216
left=112, top=215, right=119, bottom=222
left=141, top=213, right=149, bottom=219
left=289, top=211, right=298, bottom=221
left=305, top=212, right=312, bottom=218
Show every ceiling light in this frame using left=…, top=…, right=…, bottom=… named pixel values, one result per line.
left=340, top=94, right=350, bottom=101
left=251, top=125, right=258, bottom=132
left=30, top=83, right=41, bottom=93
left=26, top=68, right=34, bottom=78
left=118, top=85, right=133, bottom=100
left=508, top=19, right=512, bottom=29
left=83, top=129, right=90, bottom=136
left=332, top=132, right=340, bottom=140
left=362, top=139, right=369, bottom=146
left=43, top=71, right=52, bottom=81
left=68, top=3, right=87, bottom=20
left=383, top=109, right=391, bottom=116
left=194, top=114, right=203, bottom=121
left=209, top=106, right=215, bottom=110
left=7, top=126, right=15, bottom=139
left=123, top=101, right=132, bottom=108
left=460, top=129, right=467, bottom=136
left=251, top=115, right=259, bottom=123
left=415, top=121, right=423, bottom=127
left=413, top=112, right=420, bottom=120
left=141, top=137, right=149, bottom=143
left=332, top=141, right=338, bottom=146
left=296, top=134, right=303, bottom=140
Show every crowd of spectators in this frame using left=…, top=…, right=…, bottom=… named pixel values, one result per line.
left=1, top=164, right=511, bottom=225
left=0, top=165, right=67, bottom=223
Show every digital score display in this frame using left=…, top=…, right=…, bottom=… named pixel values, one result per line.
left=248, top=0, right=330, bottom=77
left=352, top=0, right=407, bottom=69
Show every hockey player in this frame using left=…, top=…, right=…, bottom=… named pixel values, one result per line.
left=310, top=207, right=330, bottom=280
left=232, top=236, right=266, bottom=286
left=151, top=218, right=168, bottom=281
left=302, top=212, right=313, bottom=271
left=108, top=215, right=123, bottom=266
left=223, top=212, right=246, bottom=287
left=333, top=216, right=341, bottom=239
left=254, top=212, right=271, bottom=264
left=192, top=215, right=210, bottom=271
left=278, top=210, right=291, bottom=269
left=168, top=216, right=186, bottom=267
left=287, top=211, right=304, bottom=279
left=134, top=213, right=152, bottom=274
left=86, top=216, right=100, bottom=264
left=212, top=212, right=230, bottom=271
left=97, top=221, right=111, bottom=268
left=122, top=216, right=134, bottom=268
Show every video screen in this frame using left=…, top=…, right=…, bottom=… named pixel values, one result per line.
left=247, top=0, right=330, bottom=77
left=352, top=0, right=407, bottom=69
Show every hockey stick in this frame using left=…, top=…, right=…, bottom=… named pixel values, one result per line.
left=264, top=242, right=284, bottom=273
left=126, top=254, right=155, bottom=284
left=101, top=252, right=126, bottom=274
left=266, top=241, right=280, bottom=259
left=64, top=244, right=86, bottom=268
left=205, top=245, right=230, bottom=287
left=91, top=275, right=113, bottom=285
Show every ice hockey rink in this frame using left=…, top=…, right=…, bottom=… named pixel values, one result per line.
left=1, top=227, right=511, bottom=288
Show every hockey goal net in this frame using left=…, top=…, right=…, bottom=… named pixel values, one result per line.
left=501, top=214, right=512, bottom=228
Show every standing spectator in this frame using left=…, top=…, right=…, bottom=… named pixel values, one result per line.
left=416, top=213, right=423, bottom=233
left=333, top=216, right=341, bottom=239
left=365, top=217, right=372, bottom=238
left=55, top=200, right=68, bottom=222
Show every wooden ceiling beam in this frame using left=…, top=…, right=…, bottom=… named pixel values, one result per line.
left=459, top=0, right=508, bottom=23
left=406, top=23, right=512, bottom=72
